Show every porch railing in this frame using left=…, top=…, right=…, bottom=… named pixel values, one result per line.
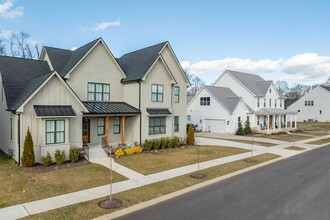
left=83, top=140, right=89, bottom=160
left=102, top=137, right=110, bottom=156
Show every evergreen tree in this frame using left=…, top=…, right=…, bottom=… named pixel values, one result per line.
left=244, top=119, right=252, bottom=134
left=186, top=124, right=195, bottom=145
left=236, top=121, right=244, bottom=135
left=21, top=127, right=35, bottom=167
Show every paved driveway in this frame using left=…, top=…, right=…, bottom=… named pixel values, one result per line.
left=116, top=145, right=330, bottom=220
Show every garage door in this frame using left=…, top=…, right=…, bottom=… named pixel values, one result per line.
left=204, top=119, right=225, bottom=133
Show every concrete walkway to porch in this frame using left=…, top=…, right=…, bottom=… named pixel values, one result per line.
left=0, top=135, right=328, bottom=219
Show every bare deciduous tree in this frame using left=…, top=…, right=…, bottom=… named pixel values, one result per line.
left=186, top=72, right=206, bottom=95
left=275, top=80, right=289, bottom=94
left=0, top=40, right=5, bottom=56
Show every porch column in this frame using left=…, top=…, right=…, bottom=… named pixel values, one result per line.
left=105, top=116, right=109, bottom=147
left=272, top=115, right=275, bottom=130
left=267, top=115, right=270, bottom=133
left=285, top=115, right=288, bottom=129
left=279, top=115, right=281, bottom=130
left=121, top=116, right=125, bottom=144
left=294, top=114, right=297, bottom=129
left=290, top=114, right=293, bottom=129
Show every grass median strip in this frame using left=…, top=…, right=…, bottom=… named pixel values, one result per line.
left=255, top=134, right=312, bottom=142
left=285, top=146, right=306, bottom=151
left=211, top=138, right=276, bottom=147
left=0, top=150, right=126, bottom=208
left=24, top=153, right=280, bottom=220
left=306, top=138, right=330, bottom=145
left=115, top=145, right=250, bottom=175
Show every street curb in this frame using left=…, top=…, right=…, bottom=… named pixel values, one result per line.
left=94, top=156, right=284, bottom=220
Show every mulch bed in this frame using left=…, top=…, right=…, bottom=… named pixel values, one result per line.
left=99, top=199, right=123, bottom=209
left=190, top=173, right=206, bottom=179
left=19, top=158, right=90, bottom=173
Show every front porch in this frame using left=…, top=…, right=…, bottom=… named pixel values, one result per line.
left=255, top=108, right=298, bottom=133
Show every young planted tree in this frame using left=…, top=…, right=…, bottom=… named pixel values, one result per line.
left=186, top=124, right=195, bottom=145
left=244, top=119, right=252, bottom=135
left=236, top=121, right=244, bottom=135
left=21, top=127, right=35, bottom=167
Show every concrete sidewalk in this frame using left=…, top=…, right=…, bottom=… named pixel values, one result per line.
left=0, top=135, right=326, bottom=219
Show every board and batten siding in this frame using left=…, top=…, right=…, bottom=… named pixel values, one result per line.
left=18, top=76, right=85, bottom=163
left=66, top=42, right=125, bottom=102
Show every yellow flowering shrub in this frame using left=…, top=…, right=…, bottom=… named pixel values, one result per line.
left=115, top=149, right=125, bottom=157
left=133, top=146, right=143, bottom=153
left=125, top=148, right=135, bottom=155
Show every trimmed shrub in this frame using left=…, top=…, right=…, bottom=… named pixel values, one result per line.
left=186, top=124, right=195, bottom=145
left=70, top=147, right=80, bottom=163
left=125, top=148, right=135, bottom=155
left=167, top=138, right=174, bottom=148
left=142, top=139, right=153, bottom=151
left=173, top=136, right=180, bottom=148
left=244, top=119, right=252, bottom=135
left=160, top=137, right=168, bottom=149
left=271, top=131, right=287, bottom=135
left=41, top=152, right=53, bottom=167
left=153, top=139, right=161, bottom=150
left=21, top=127, right=35, bottom=167
left=236, top=121, right=244, bottom=135
left=133, top=146, right=143, bottom=153
left=115, top=148, right=125, bottom=157
left=54, top=150, right=66, bottom=165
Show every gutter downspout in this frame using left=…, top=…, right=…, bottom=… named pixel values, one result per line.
left=17, top=113, right=21, bottom=166
left=138, top=81, right=142, bottom=145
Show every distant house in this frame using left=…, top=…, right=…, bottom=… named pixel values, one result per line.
left=187, top=70, right=297, bottom=133
left=0, top=38, right=189, bottom=164
left=287, top=85, right=330, bottom=122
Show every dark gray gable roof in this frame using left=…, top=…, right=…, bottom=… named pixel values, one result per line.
left=187, top=95, right=194, bottom=104
left=83, top=101, right=140, bottom=114
left=45, top=38, right=100, bottom=77
left=321, top=85, right=330, bottom=92
left=0, top=56, right=52, bottom=110
left=117, top=42, right=167, bottom=82
left=34, top=105, right=76, bottom=117
left=226, top=70, right=271, bottom=96
left=146, top=108, right=171, bottom=115
left=205, top=86, right=242, bottom=113
left=44, top=47, right=73, bottom=73
left=285, top=99, right=298, bottom=109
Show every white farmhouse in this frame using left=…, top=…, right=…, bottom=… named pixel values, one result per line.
left=187, top=70, right=297, bottom=133
left=287, top=85, right=330, bottom=122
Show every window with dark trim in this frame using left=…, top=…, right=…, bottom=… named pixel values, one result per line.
left=97, top=118, right=105, bottom=135
left=320, top=110, right=322, bottom=114
left=114, top=117, right=121, bottom=134
left=200, top=97, right=210, bottom=106
left=174, top=87, right=180, bottom=103
left=187, top=115, right=191, bottom=122
left=238, top=117, right=241, bottom=122
left=151, top=84, right=163, bottom=102
left=257, top=116, right=260, bottom=125
left=280, top=99, right=282, bottom=108
left=46, top=120, right=65, bottom=144
left=269, top=98, right=271, bottom=107
left=174, top=116, right=179, bottom=132
left=257, top=98, right=260, bottom=107
left=149, top=117, right=166, bottom=135
left=264, top=98, right=266, bottom=107
left=88, top=83, right=110, bottom=101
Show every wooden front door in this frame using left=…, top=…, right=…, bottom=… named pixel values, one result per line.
left=82, top=118, right=90, bottom=143
left=269, top=116, right=273, bottom=129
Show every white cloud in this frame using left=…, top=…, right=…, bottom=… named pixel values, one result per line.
left=0, top=0, right=23, bottom=20
left=27, top=39, right=38, bottom=46
left=0, top=30, right=16, bottom=39
left=92, top=20, right=120, bottom=31
left=71, top=47, right=78, bottom=51
left=181, top=53, right=330, bottom=84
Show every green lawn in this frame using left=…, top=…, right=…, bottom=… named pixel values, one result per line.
left=284, top=146, right=306, bottom=151
left=212, top=138, right=276, bottom=147
left=0, top=150, right=126, bottom=208
left=306, top=138, right=330, bottom=145
left=115, top=145, right=250, bottom=175
left=302, top=132, right=329, bottom=137
left=24, top=153, right=280, bottom=220
left=297, top=122, right=330, bottom=132
left=255, top=133, right=312, bottom=142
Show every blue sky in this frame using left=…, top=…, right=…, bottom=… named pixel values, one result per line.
left=1, top=0, right=330, bottom=85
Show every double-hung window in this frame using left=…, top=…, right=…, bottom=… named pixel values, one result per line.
left=149, top=117, right=166, bottom=135
left=275, top=99, right=277, bottom=107
left=174, top=116, right=179, bottom=132
left=114, top=117, right=121, bottom=134
left=174, top=87, right=180, bottom=103
left=187, top=115, right=191, bottom=122
left=264, top=98, right=266, bottom=107
left=46, top=120, right=65, bottom=144
left=280, top=99, right=282, bottom=108
left=88, top=83, right=110, bottom=101
left=152, top=84, right=163, bottom=102
left=269, top=98, right=271, bottom=107
left=257, top=98, right=260, bottom=107
left=97, top=118, right=105, bottom=135
left=200, top=97, right=210, bottom=106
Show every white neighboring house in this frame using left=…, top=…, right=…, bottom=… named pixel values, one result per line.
left=187, top=70, right=297, bottom=134
left=287, top=85, right=330, bottom=122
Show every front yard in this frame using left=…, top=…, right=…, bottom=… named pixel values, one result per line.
left=0, top=150, right=126, bottom=207
left=255, top=133, right=312, bottom=142
left=115, top=145, right=250, bottom=175
left=25, top=153, right=280, bottom=220
left=297, top=122, right=330, bottom=132
left=306, top=138, right=330, bottom=145
left=212, top=138, right=276, bottom=147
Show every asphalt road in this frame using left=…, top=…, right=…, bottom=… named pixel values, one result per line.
left=115, top=145, right=330, bottom=220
